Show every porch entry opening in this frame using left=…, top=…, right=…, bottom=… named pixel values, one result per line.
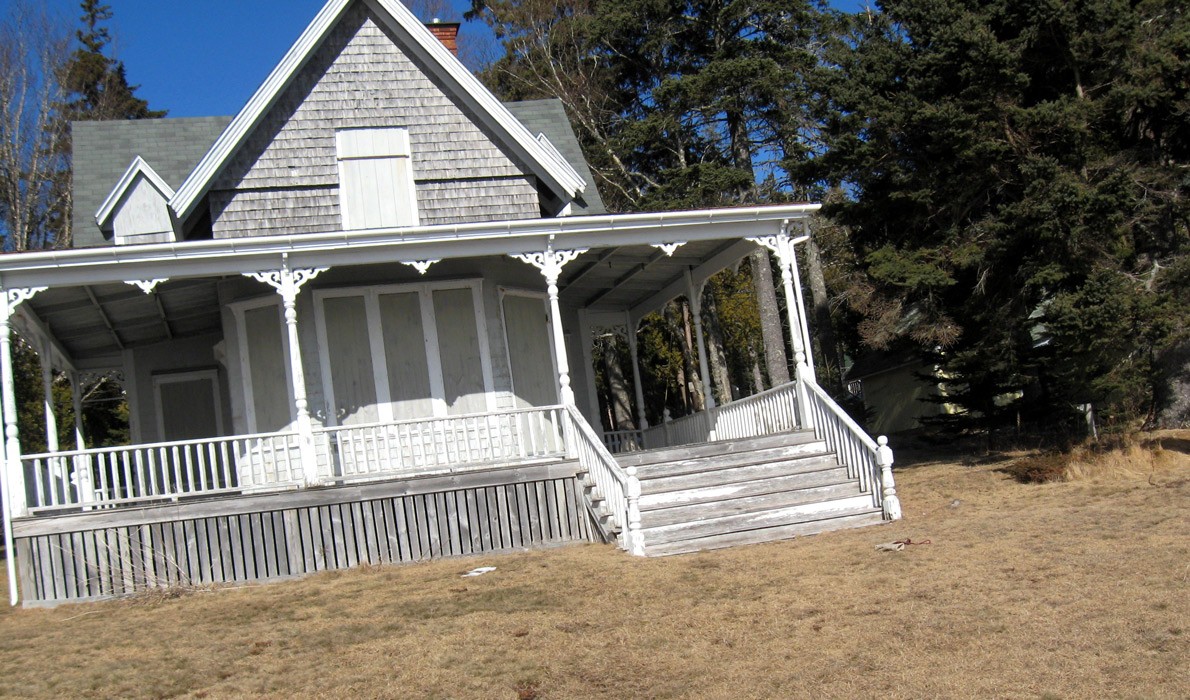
left=314, top=280, right=495, bottom=427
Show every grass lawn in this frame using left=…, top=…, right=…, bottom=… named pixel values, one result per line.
left=1, top=435, right=1186, bottom=699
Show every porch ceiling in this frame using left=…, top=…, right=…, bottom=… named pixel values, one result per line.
left=558, top=239, right=750, bottom=315
left=24, top=279, right=222, bottom=367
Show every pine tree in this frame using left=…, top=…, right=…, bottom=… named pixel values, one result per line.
left=808, top=0, right=1189, bottom=434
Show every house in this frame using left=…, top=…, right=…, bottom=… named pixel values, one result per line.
left=0, top=0, right=900, bottom=606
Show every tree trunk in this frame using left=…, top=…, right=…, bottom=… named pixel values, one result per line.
left=680, top=300, right=705, bottom=412
left=804, top=236, right=840, bottom=387
left=750, top=350, right=765, bottom=396
left=602, top=335, right=635, bottom=430
left=701, top=285, right=733, bottom=405
left=750, top=249, right=789, bottom=387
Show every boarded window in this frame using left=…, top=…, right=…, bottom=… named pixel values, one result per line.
left=335, top=128, right=419, bottom=230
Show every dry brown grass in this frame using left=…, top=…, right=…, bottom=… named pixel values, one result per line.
left=1, top=434, right=1187, bottom=699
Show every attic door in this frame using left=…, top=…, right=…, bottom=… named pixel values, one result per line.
left=314, top=282, right=494, bottom=427
left=336, top=128, right=419, bottom=230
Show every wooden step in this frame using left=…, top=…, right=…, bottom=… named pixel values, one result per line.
left=640, top=481, right=862, bottom=528
left=639, top=454, right=838, bottom=495
left=634, top=440, right=830, bottom=480
left=638, top=465, right=852, bottom=511
left=614, top=430, right=818, bottom=468
left=640, top=494, right=878, bottom=547
left=643, top=510, right=885, bottom=557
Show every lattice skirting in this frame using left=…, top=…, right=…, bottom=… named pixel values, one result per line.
left=13, top=461, right=591, bottom=605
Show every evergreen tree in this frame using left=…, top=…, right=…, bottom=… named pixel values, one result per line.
left=808, top=0, right=1189, bottom=435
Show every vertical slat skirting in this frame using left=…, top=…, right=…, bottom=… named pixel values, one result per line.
left=16, top=475, right=591, bottom=604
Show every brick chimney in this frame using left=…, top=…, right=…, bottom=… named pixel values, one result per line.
left=426, top=19, right=460, bottom=57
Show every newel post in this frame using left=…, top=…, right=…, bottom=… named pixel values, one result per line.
left=246, top=257, right=326, bottom=487
left=794, top=353, right=815, bottom=433
left=512, top=246, right=586, bottom=405
left=877, top=436, right=902, bottom=520
left=625, top=466, right=646, bottom=556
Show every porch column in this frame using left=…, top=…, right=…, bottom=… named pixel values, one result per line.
left=246, top=257, right=326, bottom=487
left=513, top=248, right=586, bottom=405
left=39, top=342, right=59, bottom=454
left=68, top=371, right=85, bottom=451
left=685, top=270, right=715, bottom=411
left=67, top=370, right=95, bottom=507
left=625, top=312, right=648, bottom=430
left=1, top=285, right=45, bottom=606
left=750, top=225, right=814, bottom=382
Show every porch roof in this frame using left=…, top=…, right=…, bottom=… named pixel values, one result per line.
left=1, top=203, right=817, bottom=370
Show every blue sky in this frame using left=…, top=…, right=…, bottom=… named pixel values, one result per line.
left=13, top=0, right=872, bottom=118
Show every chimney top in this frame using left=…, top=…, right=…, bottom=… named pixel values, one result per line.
left=426, top=20, right=460, bottom=57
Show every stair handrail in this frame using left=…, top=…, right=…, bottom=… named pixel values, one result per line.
left=563, top=405, right=645, bottom=554
left=795, top=361, right=902, bottom=520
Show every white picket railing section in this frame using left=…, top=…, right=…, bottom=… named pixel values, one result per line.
left=315, top=407, right=568, bottom=482
left=712, top=382, right=801, bottom=440
left=601, top=429, right=645, bottom=454
left=21, top=431, right=304, bottom=512
left=563, top=406, right=642, bottom=554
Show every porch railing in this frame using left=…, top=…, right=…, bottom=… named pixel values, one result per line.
left=314, top=406, right=568, bottom=482
left=563, top=405, right=642, bottom=554
left=601, top=429, right=645, bottom=454
left=797, top=365, right=901, bottom=520
left=713, top=381, right=801, bottom=440
left=20, top=431, right=304, bottom=512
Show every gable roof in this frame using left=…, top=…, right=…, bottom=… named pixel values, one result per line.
left=94, top=156, right=176, bottom=233
left=72, top=117, right=233, bottom=247
left=169, top=0, right=586, bottom=225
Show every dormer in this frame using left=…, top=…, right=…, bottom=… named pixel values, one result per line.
left=95, top=156, right=177, bottom=245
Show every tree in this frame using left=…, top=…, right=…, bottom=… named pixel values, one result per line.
left=48, top=0, right=166, bottom=248
left=808, top=0, right=1189, bottom=435
left=0, top=2, right=72, bottom=251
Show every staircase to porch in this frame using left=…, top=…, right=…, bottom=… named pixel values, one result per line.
left=605, top=430, right=884, bottom=556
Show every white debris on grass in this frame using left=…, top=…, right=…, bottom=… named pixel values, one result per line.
left=461, top=566, right=497, bottom=577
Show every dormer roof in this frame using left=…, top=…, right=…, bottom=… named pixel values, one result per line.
left=94, top=156, right=175, bottom=233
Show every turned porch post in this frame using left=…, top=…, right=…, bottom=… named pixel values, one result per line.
left=246, top=257, right=326, bottom=487
left=624, top=312, right=648, bottom=430
left=1, top=285, right=45, bottom=606
left=69, top=371, right=85, bottom=451
left=513, top=247, right=586, bottom=405
left=38, top=341, right=58, bottom=454
left=750, top=224, right=814, bottom=382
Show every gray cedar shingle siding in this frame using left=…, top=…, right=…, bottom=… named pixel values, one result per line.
left=71, top=117, right=231, bottom=247
left=210, top=2, right=538, bottom=237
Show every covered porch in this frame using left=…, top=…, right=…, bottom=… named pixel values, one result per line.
left=1, top=204, right=900, bottom=605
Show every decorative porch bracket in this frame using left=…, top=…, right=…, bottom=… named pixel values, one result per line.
left=401, top=259, right=439, bottom=276
left=749, top=224, right=816, bottom=382
left=651, top=241, right=686, bottom=257
left=245, top=258, right=327, bottom=487
left=512, top=247, right=586, bottom=405
left=1, top=285, right=46, bottom=605
left=124, top=278, right=168, bottom=295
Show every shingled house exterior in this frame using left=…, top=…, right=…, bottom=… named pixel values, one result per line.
left=0, top=0, right=899, bottom=606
